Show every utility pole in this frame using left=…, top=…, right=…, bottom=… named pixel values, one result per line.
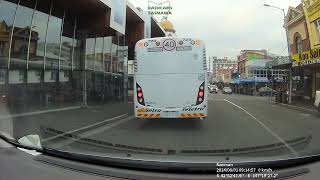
left=264, top=4, right=292, bottom=104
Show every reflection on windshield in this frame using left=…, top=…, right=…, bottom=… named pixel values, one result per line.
left=1, top=0, right=320, bottom=169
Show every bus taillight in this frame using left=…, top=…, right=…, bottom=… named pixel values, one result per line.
left=136, top=83, right=145, bottom=106
left=196, top=82, right=205, bottom=105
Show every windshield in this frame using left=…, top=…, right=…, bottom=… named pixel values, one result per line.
left=0, top=0, right=319, bottom=170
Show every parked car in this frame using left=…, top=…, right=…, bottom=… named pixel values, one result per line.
left=258, top=87, right=277, bottom=96
left=209, top=85, right=219, bottom=94
left=222, top=87, right=232, bottom=94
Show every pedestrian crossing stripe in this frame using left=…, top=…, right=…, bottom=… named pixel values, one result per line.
left=137, top=114, right=161, bottom=118
left=179, top=113, right=206, bottom=117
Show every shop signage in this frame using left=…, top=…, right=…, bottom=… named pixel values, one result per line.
left=292, top=47, right=320, bottom=66
left=247, top=52, right=264, bottom=61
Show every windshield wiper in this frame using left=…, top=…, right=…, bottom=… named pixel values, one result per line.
left=0, top=131, right=15, bottom=142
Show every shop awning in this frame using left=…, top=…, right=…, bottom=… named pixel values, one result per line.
left=233, top=78, right=269, bottom=84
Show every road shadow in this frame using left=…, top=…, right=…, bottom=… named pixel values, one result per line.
left=138, top=118, right=204, bottom=132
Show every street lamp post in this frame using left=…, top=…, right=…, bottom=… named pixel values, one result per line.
left=263, top=4, right=292, bottom=104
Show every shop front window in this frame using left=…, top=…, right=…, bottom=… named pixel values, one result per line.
left=0, top=0, right=18, bottom=69
left=103, top=37, right=112, bottom=72
left=28, top=1, right=50, bottom=69
left=10, top=0, right=35, bottom=69
left=60, top=12, right=76, bottom=70
left=316, top=68, right=320, bottom=91
left=111, top=36, right=118, bottom=73
left=85, top=38, right=95, bottom=70
left=94, top=37, right=103, bottom=71
left=72, top=38, right=81, bottom=70
left=45, top=6, right=63, bottom=70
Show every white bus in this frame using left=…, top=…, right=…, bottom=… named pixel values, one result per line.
left=134, top=37, right=208, bottom=119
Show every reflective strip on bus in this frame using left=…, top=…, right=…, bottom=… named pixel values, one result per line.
left=179, top=113, right=206, bottom=117
left=137, top=114, right=161, bottom=118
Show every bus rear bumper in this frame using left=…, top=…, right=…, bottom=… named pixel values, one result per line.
left=135, top=108, right=208, bottom=119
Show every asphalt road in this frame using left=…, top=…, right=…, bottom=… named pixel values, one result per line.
left=41, top=92, right=320, bottom=159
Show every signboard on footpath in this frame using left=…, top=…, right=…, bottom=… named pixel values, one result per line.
left=292, top=47, right=320, bottom=67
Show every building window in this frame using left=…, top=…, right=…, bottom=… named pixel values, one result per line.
left=315, top=19, right=320, bottom=43
left=60, top=12, right=76, bottom=70
left=94, top=37, right=103, bottom=71
left=0, top=0, right=18, bottom=69
left=45, top=4, right=63, bottom=70
left=294, top=33, right=302, bottom=53
left=28, top=1, right=50, bottom=69
left=10, top=0, right=36, bottom=69
left=85, top=38, right=95, bottom=70
left=103, top=37, right=112, bottom=72
left=111, top=36, right=118, bottom=73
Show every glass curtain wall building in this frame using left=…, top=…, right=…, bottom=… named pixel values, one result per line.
left=0, top=0, right=129, bottom=113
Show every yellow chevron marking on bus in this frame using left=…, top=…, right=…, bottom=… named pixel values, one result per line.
left=137, top=114, right=161, bottom=118
left=179, top=113, right=206, bottom=117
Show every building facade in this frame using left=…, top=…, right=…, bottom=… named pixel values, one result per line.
left=211, top=56, right=237, bottom=82
left=303, top=0, right=320, bottom=50
left=217, top=68, right=233, bottom=83
left=284, top=3, right=312, bottom=100
left=237, top=50, right=269, bottom=77
left=0, top=0, right=164, bottom=114
left=288, top=1, right=320, bottom=101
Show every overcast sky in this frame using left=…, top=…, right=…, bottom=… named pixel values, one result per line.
left=129, top=0, right=301, bottom=60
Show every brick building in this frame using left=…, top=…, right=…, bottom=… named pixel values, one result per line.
left=284, top=3, right=312, bottom=100
left=237, top=50, right=269, bottom=77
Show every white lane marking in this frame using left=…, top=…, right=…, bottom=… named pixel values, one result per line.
left=300, top=113, right=311, bottom=117
left=208, top=99, right=226, bottom=101
left=0, top=106, right=81, bottom=120
left=42, top=113, right=128, bottom=142
left=223, top=99, right=299, bottom=156
left=48, top=115, right=134, bottom=149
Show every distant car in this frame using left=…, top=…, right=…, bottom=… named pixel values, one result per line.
left=222, top=87, right=232, bottom=94
left=209, top=85, right=219, bottom=94
left=258, top=87, right=277, bottom=96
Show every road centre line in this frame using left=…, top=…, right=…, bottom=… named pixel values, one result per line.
left=223, top=99, right=299, bottom=156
